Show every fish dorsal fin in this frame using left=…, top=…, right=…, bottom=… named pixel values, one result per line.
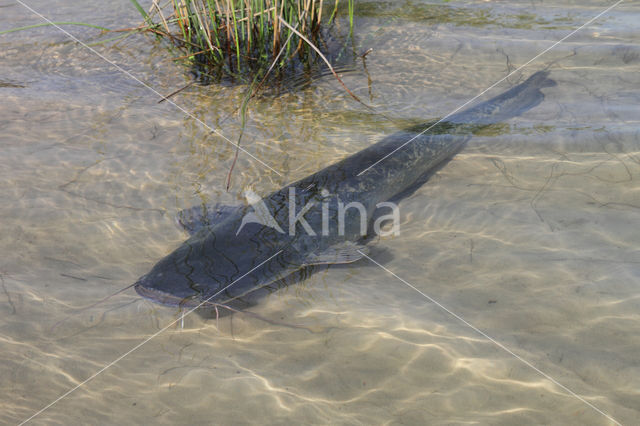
left=303, top=242, right=369, bottom=265
left=176, top=203, right=241, bottom=235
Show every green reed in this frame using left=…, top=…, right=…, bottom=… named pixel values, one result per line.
left=131, top=0, right=354, bottom=83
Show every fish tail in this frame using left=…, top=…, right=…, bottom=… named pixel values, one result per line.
left=449, top=71, right=556, bottom=125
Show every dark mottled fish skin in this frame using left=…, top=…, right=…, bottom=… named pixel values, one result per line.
left=135, top=71, right=556, bottom=308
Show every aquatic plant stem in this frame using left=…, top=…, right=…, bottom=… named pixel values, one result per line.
left=225, top=77, right=257, bottom=190
left=278, top=18, right=385, bottom=116
left=124, top=0, right=355, bottom=84
left=157, top=80, right=197, bottom=103
left=0, top=21, right=109, bottom=35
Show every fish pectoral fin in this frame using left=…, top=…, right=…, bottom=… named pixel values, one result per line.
left=303, top=242, right=369, bottom=265
left=176, top=203, right=241, bottom=235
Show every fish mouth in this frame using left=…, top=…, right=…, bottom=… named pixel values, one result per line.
left=134, top=283, right=202, bottom=308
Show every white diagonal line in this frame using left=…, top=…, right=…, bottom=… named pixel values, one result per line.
left=357, top=250, right=622, bottom=426
left=18, top=250, right=283, bottom=425
left=357, top=0, right=625, bottom=176
left=14, top=0, right=283, bottom=177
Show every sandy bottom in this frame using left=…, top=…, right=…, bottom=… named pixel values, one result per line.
left=1, top=0, right=639, bottom=424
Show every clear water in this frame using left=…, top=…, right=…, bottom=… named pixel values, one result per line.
left=1, top=0, right=639, bottom=424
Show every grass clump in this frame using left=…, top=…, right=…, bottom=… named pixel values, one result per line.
left=132, top=0, right=355, bottom=85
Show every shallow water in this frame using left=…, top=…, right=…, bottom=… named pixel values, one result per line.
left=1, top=0, right=639, bottom=424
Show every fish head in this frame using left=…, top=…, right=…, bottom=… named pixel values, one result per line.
left=134, top=218, right=297, bottom=308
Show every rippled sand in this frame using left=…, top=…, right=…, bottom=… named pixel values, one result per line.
left=1, top=0, right=639, bottom=424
